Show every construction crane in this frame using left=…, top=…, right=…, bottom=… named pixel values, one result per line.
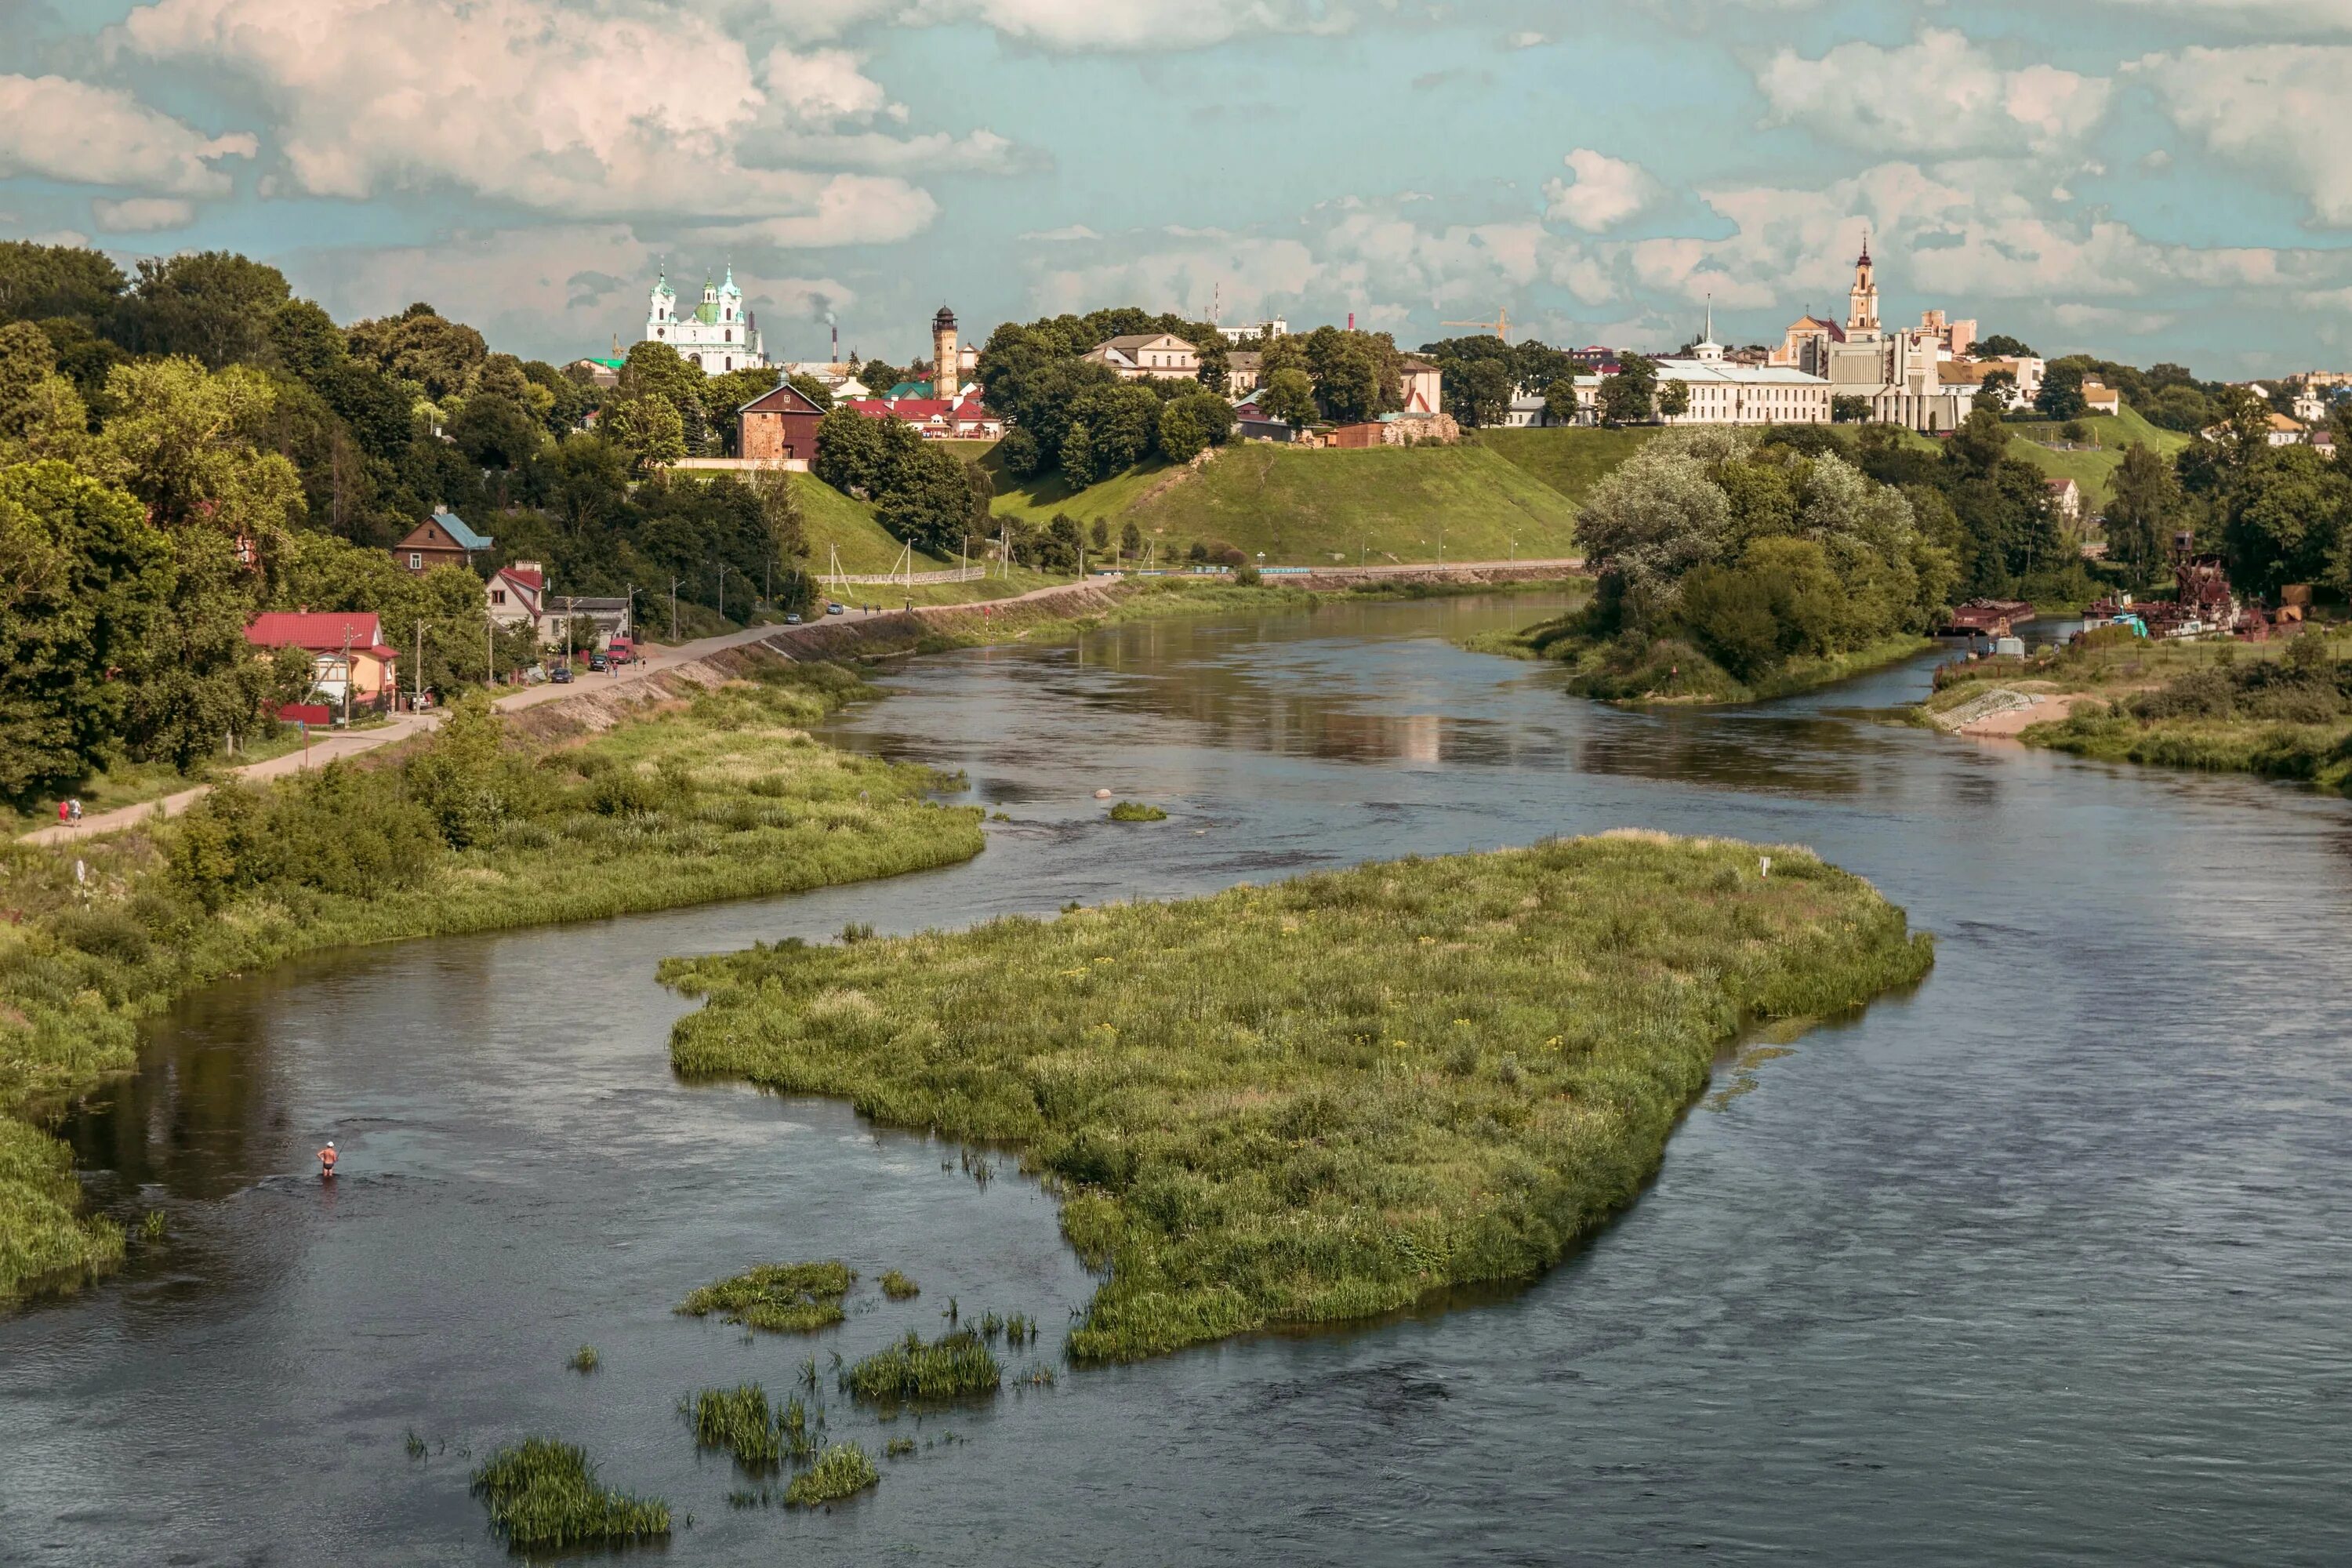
left=1442, top=308, right=1510, bottom=342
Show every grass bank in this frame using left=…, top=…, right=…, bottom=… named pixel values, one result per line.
left=1472, top=426, right=1661, bottom=507
left=1471, top=612, right=1934, bottom=706
left=662, top=833, right=1933, bottom=1363
left=0, top=652, right=986, bottom=1306
left=1924, top=625, right=2352, bottom=790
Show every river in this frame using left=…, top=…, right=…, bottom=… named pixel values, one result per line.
left=3, top=593, right=2347, bottom=1564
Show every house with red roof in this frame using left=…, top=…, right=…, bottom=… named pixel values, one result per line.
left=245, top=612, right=400, bottom=717
left=840, top=389, right=1003, bottom=440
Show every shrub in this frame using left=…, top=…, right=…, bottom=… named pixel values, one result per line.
left=878, top=1269, right=920, bottom=1300
left=679, top=1260, right=854, bottom=1333
left=784, top=1443, right=877, bottom=1507
left=844, top=1330, right=1001, bottom=1403
left=1108, top=801, right=1167, bottom=822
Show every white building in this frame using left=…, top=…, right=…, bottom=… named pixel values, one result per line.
left=1218, top=319, right=1288, bottom=343
left=644, top=266, right=765, bottom=375
left=1656, top=319, right=1831, bottom=425
left=1081, top=332, right=1200, bottom=381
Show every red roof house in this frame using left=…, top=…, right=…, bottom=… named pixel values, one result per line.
left=245, top=612, right=399, bottom=712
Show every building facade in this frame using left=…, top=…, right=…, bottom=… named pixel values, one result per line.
left=737, top=380, right=826, bottom=466
left=1768, top=241, right=1974, bottom=432
left=393, top=510, right=492, bottom=573
left=244, top=612, right=400, bottom=713
left=1082, top=333, right=1200, bottom=380
left=1657, top=329, right=1832, bottom=425
left=644, top=266, right=765, bottom=374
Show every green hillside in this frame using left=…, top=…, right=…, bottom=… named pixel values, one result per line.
left=1472, top=427, right=1661, bottom=506
left=1998, top=405, right=2190, bottom=509
left=989, top=457, right=1182, bottom=527
left=1121, top=443, right=1580, bottom=564
left=789, top=474, right=952, bottom=572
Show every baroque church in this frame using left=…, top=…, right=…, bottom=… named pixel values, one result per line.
left=1769, top=238, right=1973, bottom=434
left=643, top=265, right=766, bottom=374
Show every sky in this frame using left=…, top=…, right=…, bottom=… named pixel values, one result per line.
left=5, top=0, right=2352, bottom=375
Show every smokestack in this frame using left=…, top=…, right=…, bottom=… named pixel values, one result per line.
left=1348, top=310, right=1355, bottom=331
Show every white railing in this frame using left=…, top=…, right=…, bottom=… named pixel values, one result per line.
left=822, top=564, right=989, bottom=586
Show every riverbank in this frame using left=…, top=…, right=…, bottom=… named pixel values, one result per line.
left=1467, top=612, right=1933, bottom=706
left=662, top=833, right=1934, bottom=1364
left=1919, top=627, right=2352, bottom=790
left=0, top=651, right=985, bottom=1305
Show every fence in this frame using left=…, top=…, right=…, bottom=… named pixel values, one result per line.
left=821, top=564, right=990, bottom=587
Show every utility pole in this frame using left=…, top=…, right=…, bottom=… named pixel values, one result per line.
left=414, top=619, right=423, bottom=713
left=670, top=576, right=680, bottom=642
left=339, top=626, right=355, bottom=733
left=485, top=616, right=493, bottom=691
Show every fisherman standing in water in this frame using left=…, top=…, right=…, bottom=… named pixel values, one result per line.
left=318, top=1140, right=337, bottom=1178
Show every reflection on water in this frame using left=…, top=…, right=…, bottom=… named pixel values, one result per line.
left=4, top=592, right=2350, bottom=1566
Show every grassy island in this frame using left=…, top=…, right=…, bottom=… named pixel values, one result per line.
left=1923, top=623, right=2352, bottom=791
left=664, top=833, right=1933, bottom=1363
left=470, top=1438, right=670, bottom=1549
left=0, top=653, right=985, bottom=1306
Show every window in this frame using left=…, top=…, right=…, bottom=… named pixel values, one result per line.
left=408, top=553, right=422, bottom=569
left=492, top=589, right=506, bottom=604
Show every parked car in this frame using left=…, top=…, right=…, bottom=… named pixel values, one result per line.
left=589, top=652, right=609, bottom=672
left=826, top=601, right=845, bottom=615
left=785, top=612, right=802, bottom=624
left=550, top=664, right=573, bottom=684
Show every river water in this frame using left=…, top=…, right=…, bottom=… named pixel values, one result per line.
left=4, top=594, right=2348, bottom=1565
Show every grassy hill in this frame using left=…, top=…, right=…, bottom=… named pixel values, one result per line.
left=1120, top=443, right=1581, bottom=564
left=1976, top=405, right=2191, bottom=510
left=1472, top=427, right=1662, bottom=506
left=988, top=457, right=1184, bottom=528
left=789, top=474, right=950, bottom=572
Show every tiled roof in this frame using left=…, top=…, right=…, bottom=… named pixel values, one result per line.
left=245, top=612, right=393, bottom=659
left=429, top=510, right=493, bottom=550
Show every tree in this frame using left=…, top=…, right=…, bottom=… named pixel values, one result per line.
left=2222, top=445, right=2349, bottom=598
left=1975, top=369, right=2016, bottom=408
left=0, top=461, right=175, bottom=800
left=1976, top=333, right=2036, bottom=358
left=876, top=442, right=993, bottom=558
left=347, top=303, right=489, bottom=401
left=1301, top=326, right=1403, bottom=423
left=858, top=358, right=900, bottom=392
left=1947, top=405, right=2011, bottom=474
left=1542, top=376, right=1584, bottom=426
left=0, top=241, right=126, bottom=329
left=118, top=252, right=292, bottom=369
left=995, top=426, right=1044, bottom=479
left=788, top=372, right=834, bottom=410
left=1599, top=355, right=1657, bottom=426
left=1457, top=359, right=1513, bottom=427
left=2104, top=441, right=2178, bottom=585
left=601, top=394, right=686, bottom=471
left=1657, top=379, right=1691, bottom=420
left=1158, top=404, right=1207, bottom=463
left=1831, top=394, right=1874, bottom=423
left=1259, top=368, right=1316, bottom=427
left=451, top=392, right=543, bottom=470
left=1120, top=518, right=1143, bottom=560
left=2034, top=360, right=2088, bottom=421
left=615, top=340, right=708, bottom=453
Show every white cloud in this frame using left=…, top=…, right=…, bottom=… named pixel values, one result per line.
left=117, top=0, right=991, bottom=241
left=2129, top=45, right=2352, bottom=224
left=93, top=197, right=196, bottom=231
left=1508, top=31, right=1549, bottom=48
left=0, top=74, right=253, bottom=195
left=765, top=0, right=1351, bottom=49
left=1543, top=148, right=1663, bottom=231
left=1021, top=223, right=1102, bottom=241
left=1758, top=28, right=2112, bottom=154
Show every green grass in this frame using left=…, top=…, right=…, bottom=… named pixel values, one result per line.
left=1472, top=426, right=1661, bottom=507
left=469, top=1439, right=670, bottom=1549
left=986, top=456, right=1181, bottom=528
left=1995, top=404, right=2191, bottom=508
left=568, top=1344, right=599, bottom=1373
left=784, top=1443, right=879, bottom=1507
left=879, top=1269, right=920, bottom=1300
left=843, top=1329, right=1004, bottom=1403
left=684, top=1382, right=789, bottom=1467
left=0, top=1118, right=124, bottom=1301
left=662, top=833, right=1933, bottom=1363
left=790, top=474, right=953, bottom=574
left=1107, top=800, right=1167, bottom=822
left=0, top=653, right=985, bottom=1308
left=679, top=1260, right=855, bottom=1334
left=5, top=729, right=308, bottom=839
left=1120, top=443, right=1580, bottom=566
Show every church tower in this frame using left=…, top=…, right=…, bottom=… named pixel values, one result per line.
left=931, top=305, right=959, bottom=399
left=1846, top=234, right=1881, bottom=339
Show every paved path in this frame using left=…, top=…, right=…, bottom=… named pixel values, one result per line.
left=18, top=564, right=1574, bottom=846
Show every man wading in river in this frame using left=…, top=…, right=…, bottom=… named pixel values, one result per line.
left=318, top=1141, right=337, bottom=1178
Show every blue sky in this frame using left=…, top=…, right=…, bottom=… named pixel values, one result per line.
left=6, top=0, right=2352, bottom=375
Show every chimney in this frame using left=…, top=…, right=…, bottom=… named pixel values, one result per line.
left=1348, top=311, right=1355, bottom=331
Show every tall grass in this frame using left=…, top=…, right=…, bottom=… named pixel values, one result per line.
left=684, top=1382, right=785, bottom=1467
left=679, top=1260, right=854, bottom=1334
left=878, top=1269, right=920, bottom=1300
left=469, top=1438, right=670, bottom=1548
left=665, top=833, right=1933, bottom=1363
left=0, top=654, right=985, bottom=1307
left=783, top=1442, right=879, bottom=1508
left=844, top=1329, right=1003, bottom=1404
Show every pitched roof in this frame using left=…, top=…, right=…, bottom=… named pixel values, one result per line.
left=739, top=380, right=826, bottom=416
left=496, top=564, right=544, bottom=590
left=1095, top=332, right=1192, bottom=352
left=245, top=612, right=393, bottom=658
left=1398, top=356, right=1439, bottom=372
left=429, top=510, right=492, bottom=550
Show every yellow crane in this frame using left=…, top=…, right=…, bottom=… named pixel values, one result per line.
left=1441, top=309, right=1510, bottom=342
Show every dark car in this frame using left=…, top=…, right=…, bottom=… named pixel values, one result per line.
left=588, top=652, right=609, bottom=672
left=550, top=664, right=574, bottom=684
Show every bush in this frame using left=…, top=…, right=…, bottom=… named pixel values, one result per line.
left=784, top=1443, right=878, bottom=1507
left=469, top=1439, right=669, bottom=1549
left=844, top=1329, right=1002, bottom=1403
left=679, top=1260, right=855, bottom=1333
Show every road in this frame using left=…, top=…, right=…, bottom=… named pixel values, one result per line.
left=17, top=565, right=1576, bottom=846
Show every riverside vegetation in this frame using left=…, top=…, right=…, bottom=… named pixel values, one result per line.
left=0, top=653, right=985, bottom=1305
left=468, top=1438, right=670, bottom=1550
left=1927, top=622, right=2352, bottom=791
left=1473, top=426, right=1951, bottom=702
left=663, top=833, right=1933, bottom=1363
left=679, top=1260, right=856, bottom=1333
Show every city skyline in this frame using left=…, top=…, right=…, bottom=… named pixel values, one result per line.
left=5, top=2, right=2351, bottom=372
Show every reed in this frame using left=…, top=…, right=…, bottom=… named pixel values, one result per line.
left=684, top=1382, right=784, bottom=1467
left=885, top=1436, right=916, bottom=1458
left=568, top=1344, right=599, bottom=1374
left=469, top=1438, right=670, bottom=1548
left=664, top=834, right=1933, bottom=1363
left=844, top=1329, right=1003, bottom=1404
left=783, top=1443, right=879, bottom=1508
left=878, top=1269, right=920, bottom=1301
left=679, top=1261, right=855, bottom=1334
left=1107, top=800, right=1168, bottom=822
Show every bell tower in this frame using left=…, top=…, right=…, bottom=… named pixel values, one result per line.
left=931, top=305, right=959, bottom=399
left=1846, top=231, right=1881, bottom=339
